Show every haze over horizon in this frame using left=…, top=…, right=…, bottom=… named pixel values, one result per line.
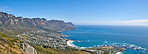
left=0, top=0, right=148, bottom=26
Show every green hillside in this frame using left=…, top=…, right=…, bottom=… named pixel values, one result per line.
left=0, top=33, right=91, bottom=54
left=0, top=33, right=25, bottom=54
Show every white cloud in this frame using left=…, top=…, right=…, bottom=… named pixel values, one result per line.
left=0, top=6, right=13, bottom=12
left=102, top=19, right=148, bottom=26
left=113, top=19, right=148, bottom=23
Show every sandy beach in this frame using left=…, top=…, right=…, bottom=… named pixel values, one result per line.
left=116, top=52, right=122, bottom=54
left=67, top=40, right=78, bottom=49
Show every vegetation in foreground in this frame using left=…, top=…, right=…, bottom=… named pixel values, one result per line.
left=0, top=33, right=25, bottom=54
left=0, top=33, right=91, bottom=54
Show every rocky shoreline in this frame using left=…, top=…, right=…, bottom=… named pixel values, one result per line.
left=65, top=39, right=126, bottom=54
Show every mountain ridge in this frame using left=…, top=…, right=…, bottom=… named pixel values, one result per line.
left=0, top=12, right=76, bottom=33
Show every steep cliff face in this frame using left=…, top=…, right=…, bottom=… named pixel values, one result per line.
left=0, top=12, right=76, bottom=33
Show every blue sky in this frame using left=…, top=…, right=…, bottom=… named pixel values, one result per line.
left=0, top=0, right=148, bottom=25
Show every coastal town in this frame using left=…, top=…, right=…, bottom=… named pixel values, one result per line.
left=16, top=29, right=128, bottom=54
left=16, top=30, right=72, bottom=50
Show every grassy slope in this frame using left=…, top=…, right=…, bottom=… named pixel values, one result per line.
left=0, top=33, right=91, bottom=54
left=0, top=33, right=25, bottom=54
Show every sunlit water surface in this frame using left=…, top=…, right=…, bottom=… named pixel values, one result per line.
left=63, top=25, right=148, bottom=54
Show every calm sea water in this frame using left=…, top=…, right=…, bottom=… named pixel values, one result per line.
left=63, top=25, right=148, bottom=54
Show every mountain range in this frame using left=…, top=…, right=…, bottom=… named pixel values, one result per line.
left=0, top=12, right=76, bottom=33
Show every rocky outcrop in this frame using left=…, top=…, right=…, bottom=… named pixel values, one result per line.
left=20, top=43, right=37, bottom=54
left=0, top=12, right=76, bottom=33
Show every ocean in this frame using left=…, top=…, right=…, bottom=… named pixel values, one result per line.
left=63, top=25, right=148, bottom=54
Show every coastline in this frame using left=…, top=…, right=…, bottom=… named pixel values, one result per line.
left=64, top=33, right=125, bottom=54
left=64, top=29, right=125, bottom=54
left=62, top=28, right=123, bottom=54
left=116, top=52, right=122, bottom=54
left=66, top=40, right=78, bottom=49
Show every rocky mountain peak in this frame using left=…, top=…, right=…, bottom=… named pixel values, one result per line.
left=0, top=12, right=76, bottom=33
left=0, top=12, right=15, bottom=18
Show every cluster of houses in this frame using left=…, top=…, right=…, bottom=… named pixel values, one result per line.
left=16, top=30, right=70, bottom=49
